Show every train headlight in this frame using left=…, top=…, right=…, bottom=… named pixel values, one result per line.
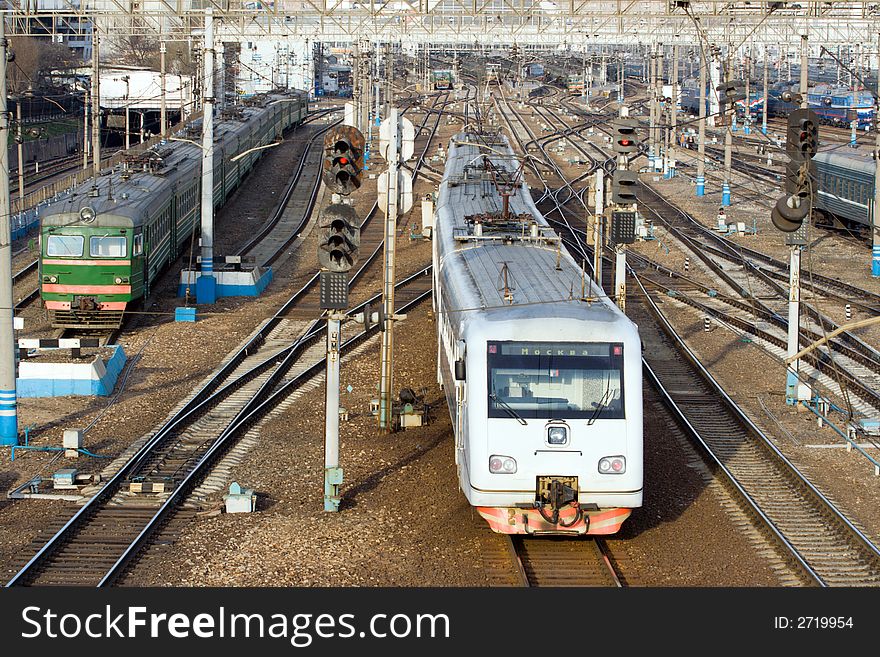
left=49, top=275, right=57, bottom=283
left=598, top=456, right=626, bottom=474
left=547, top=426, right=568, bottom=445
left=115, top=277, right=123, bottom=284
left=489, top=455, right=517, bottom=474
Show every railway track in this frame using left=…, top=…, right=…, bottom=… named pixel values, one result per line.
left=629, top=274, right=880, bottom=586
left=5, top=92, right=450, bottom=588
left=517, top=101, right=880, bottom=586
left=507, top=536, right=622, bottom=587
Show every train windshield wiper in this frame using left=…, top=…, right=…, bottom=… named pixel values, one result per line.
left=587, top=379, right=613, bottom=426
left=489, top=391, right=528, bottom=426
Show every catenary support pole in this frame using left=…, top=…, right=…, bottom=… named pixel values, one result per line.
left=323, top=315, right=343, bottom=511
left=873, top=31, right=880, bottom=277
left=697, top=43, right=706, bottom=196
left=91, top=30, right=101, bottom=177
left=762, top=45, right=769, bottom=135
left=16, top=98, right=24, bottom=202
left=82, top=86, right=89, bottom=170
left=594, top=170, right=604, bottom=287
left=722, top=54, right=732, bottom=206
left=0, top=17, right=19, bottom=445
left=160, top=41, right=167, bottom=138
left=197, top=8, right=216, bottom=304
left=786, top=34, right=810, bottom=403
left=378, top=107, right=400, bottom=432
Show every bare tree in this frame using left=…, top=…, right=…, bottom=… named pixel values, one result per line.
left=7, top=36, right=76, bottom=94
left=114, top=34, right=161, bottom=68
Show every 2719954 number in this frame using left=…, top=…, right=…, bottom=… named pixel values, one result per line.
left=774, top=616, right=854, bottom=629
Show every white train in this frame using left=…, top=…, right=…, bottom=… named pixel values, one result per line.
left=432, top=131, right=643, bottom=535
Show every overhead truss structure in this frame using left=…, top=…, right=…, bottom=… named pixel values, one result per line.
left=5, top=2, right=880, bottom=47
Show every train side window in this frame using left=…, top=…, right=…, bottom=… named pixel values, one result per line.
left=133, top=234, right=143, bottom=256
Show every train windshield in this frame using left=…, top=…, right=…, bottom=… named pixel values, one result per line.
left=90, top=236, right=127, bottom=257
left=487, top=341, right=625, bottom=420
left=46, top=235, right=84, bottom=257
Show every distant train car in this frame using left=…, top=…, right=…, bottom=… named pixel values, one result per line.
left=486, top=63, right=502, bottom=84
left=813, top=151, right=875, bottom=232
left=767, top=82, right=874, bottom=129
left=523, top=62, right=544, bottom=78
left=679, top=80, right=763, bottom=118
left=433, top=132, right=644, bottom=535
left=432, top=69, right=454, bottom=90
left=39, top=91, right=309, bottom=329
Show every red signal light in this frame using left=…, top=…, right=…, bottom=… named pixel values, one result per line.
left=339, top=157, right=349, bottom=165
left=620, top=139, right=633, bottom=146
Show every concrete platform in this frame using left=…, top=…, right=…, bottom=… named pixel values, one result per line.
left=17, top=345, right=127, bottom=397
left=177, top=267, right=273, bottom=300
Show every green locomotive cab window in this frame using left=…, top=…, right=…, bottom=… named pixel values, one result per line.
left=90, top=235, right=128, bottom=257
left=46, top=234, right=84, bottom=257
left=133, top=234, right=144, bottom=256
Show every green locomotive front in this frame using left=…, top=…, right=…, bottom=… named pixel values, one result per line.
left=41, top=209, right=148, bottom=329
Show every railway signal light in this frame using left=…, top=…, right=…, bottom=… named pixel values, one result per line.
left=610, top=170, right=638, bottom=205
left=611, top=118, right=639, bottom=155
left=786, top=108, right=819, bottom=161
left=318, top=203, right=360, bottom=272
left=773, top=108, right=819, bottom=233
left=323, top=125, right=365, bottom=195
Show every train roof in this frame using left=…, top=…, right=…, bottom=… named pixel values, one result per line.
left=435, top=132, right=623, bottom=326
left=814, top=150, right=876, bottom=175
left=40, top=94, right=302, bottom=229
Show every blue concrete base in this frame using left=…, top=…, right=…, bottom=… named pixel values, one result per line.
left=664, top=167, right=676, bottom=179
left=722, top=183, right=731, bottom=206
left=196, top=274, right=217, bottom=304
left=17, top=345, right=126, bottom=397
left=696, top=176, right=705, bottom=197
left=179, top=268, right=273, bottom=300
left=761, top=125, right=767, bottom=135
left=873, top=246, right=880, bottom=277
left=175, top=307, right=197, bottom=322
left=744, top=125, right=751, bottom=135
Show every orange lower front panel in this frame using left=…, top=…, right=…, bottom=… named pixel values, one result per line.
left=477, top=505, right=632, bottom=535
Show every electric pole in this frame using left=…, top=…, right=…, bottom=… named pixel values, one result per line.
left=0, top=17, right=19, bottom=445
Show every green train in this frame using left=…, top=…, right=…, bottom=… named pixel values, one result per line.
left=39, top=91, right=308, bottom=329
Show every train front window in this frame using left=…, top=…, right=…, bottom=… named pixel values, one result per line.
left=89, top=236, right=127, bottom=257
left=487, top=341, right=625, bottom=420
left=46, top=235, right=84, bottom=257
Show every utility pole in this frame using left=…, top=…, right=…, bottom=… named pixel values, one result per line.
left=378, top=108, right=400, bottom=433
left=656, top=45, right=664, bottom=172
left=16, top=98, right=24, bottom=202
left=873, top=31, right=880, bottom=277
left=0, top=17, right=19, bottom=445
left=352, top=41, right=361, bottom=133
left=160, top=41, right=167, bottom=138
left=594, top=170, right=604, bottom=286
left=197, top=8, right=216, bottom=304
left=91, top=30, right=101, bottom=177
left=82, top=86, right=89, bottom=170
left=124, top=76, right=130, bottom=150
left=668, top=44, right=678, bottom=178
left=648, top=48, right=656, bottom=171
left=744, top=52, right=751, bottom=135
left=786, top=34, right=810, bottom=403
left=697, top=43, right=706, bottom=196
left=762, top=45, right=769, bottom=134
left=722, top=53, right=733, bottom=206
left=384, top=42, right=392, bottom=118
